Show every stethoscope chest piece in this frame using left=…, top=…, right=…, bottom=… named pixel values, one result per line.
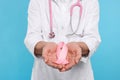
left=49, top=32, right=55, bottom=38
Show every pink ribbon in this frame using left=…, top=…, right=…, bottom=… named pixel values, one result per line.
left=55, top=42, right=69, bottom=65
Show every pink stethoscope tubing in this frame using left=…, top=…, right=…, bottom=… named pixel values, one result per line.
left=48, top=0, right=83, bottom=38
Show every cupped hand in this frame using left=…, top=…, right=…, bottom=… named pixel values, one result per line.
left=42, top=42, right=62, bottom=69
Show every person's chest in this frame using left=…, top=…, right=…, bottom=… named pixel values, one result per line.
left=39, top=0, right=87, bottom=42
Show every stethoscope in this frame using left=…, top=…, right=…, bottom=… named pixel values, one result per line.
left=48, top=0, right=83, bottom=39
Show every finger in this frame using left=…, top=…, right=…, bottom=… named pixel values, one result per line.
left=42, top=49, right=50, bottom=62
left=46, top=60, right=58, bottom=68
left=65, top=61, right=75, bottom=70
left=52, top=62, right=63, bottom=69
left=66, top=52, right=73, bottom=61
left=46, top=58, right=63, bottom=69
left=59, top=66, right=72, bottom=72
left=75, top=49, right=82, bottom=64
left=52, top=61, right=63, bottom=69
left=57, top=65, right=63, bottom=69
left=75, top=53, right=81, bottom=64
left=66, top=54, right=70, bottom=62
left=59, top=68, right=66, bottom=72
left=65, top=53, right=74, bottom=70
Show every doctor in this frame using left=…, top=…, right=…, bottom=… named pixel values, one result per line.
left=24, top=0, right=101, bottom=80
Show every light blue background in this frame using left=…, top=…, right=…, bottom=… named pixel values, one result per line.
left=0, top=0, right=120, bottom=80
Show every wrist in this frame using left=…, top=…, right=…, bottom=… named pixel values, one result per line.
left=77, top=42, right=89, bottom=57
left=34, top=41, right=47, bottom=57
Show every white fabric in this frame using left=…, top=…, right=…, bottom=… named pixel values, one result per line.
left=24, top=0, right=101, bottom=80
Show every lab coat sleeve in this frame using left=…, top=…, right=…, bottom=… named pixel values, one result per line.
left=24, top=0, right=43, bottom=58
left=80, top=0, right=101, bottom=63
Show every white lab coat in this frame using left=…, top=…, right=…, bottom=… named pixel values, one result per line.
left=24, top=0, right=101, bottom=80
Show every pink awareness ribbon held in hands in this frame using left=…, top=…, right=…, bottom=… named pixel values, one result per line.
left=55, top=42, right=69, bottom=65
